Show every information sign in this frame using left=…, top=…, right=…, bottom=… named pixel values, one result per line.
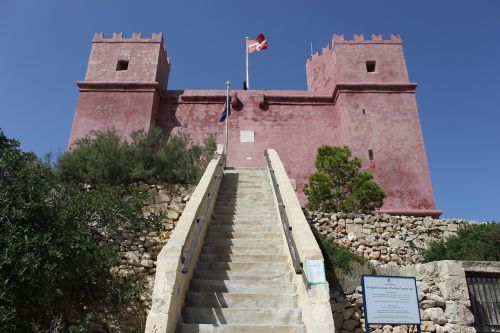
left=362, top=275, right=421, bottom=325
left=304, top=259, right=327, bottom=285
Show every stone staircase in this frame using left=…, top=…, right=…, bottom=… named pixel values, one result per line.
left=177, top=168, right=305, bottom=333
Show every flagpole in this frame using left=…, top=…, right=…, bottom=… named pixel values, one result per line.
left=224, top=80, right=230, bottom=156
left=245, top=37, right=249, bottom=89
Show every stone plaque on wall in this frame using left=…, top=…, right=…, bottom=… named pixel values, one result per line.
left=240, top=131, right=255, bottom=143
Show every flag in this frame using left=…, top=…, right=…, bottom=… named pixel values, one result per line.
left=219, top=98, right=231, bottom=122
left=248, top=33, right=268, bottom=53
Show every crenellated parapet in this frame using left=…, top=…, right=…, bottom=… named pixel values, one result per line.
left=333, top=33, right=402, bottom=44
left=92, top=32, right=164, bottom=43
left=309, top=33, right=402, bottom=62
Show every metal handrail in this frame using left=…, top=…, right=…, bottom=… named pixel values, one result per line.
left=181, top=155, right=225, bottom=273
left=264, top=150, right=302, bottom=274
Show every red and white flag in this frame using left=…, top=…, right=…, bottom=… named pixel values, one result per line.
left=247, top=33, right=268, bottom=53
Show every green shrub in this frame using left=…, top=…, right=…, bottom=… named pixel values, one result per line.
left=0, top=130, right=159, bottom=332
left=57, top=127, right=216, bottom=185
left=304, top=145, right=385, bottom=213
left=422, top=223, right=500, bottom=262
left=312, top=230, right=375, bottom=292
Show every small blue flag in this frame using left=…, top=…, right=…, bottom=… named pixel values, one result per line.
left=219, top=98, right=231, bottom=122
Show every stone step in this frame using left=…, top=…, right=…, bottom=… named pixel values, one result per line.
left=181, top=307, right=302, bottom=325
left=215, top=201, right=275, bottom=207
left=177, top=323, right=305, bottom=333
left=190, top=279, right=296, bottom=293
left=218, top=189, right=271, bottom=193
left=211, top=214, right=277, bottom=221
left=199, top=254, right=288, bottom=263
left=193, top=270, right=292, bottom=282
left=201, top=245, right=284, bottom=255
left=216, top=192, right=273, bottom=197
left=205, top=231, right=282, bottom=240
left=185, top=292, right=297, bottom=308
left=203, top=238, right=283, bottom=248
left=215, top=201, right=274, bottom=207
left=213, top=207, right=277, bottom=215
left=220, top=179, right=269, bottom=184
left=207, top=223, right=281, bottom=233
left=218, top=189, right=272, bottom=194
left=214, top=200, right=274, bottom=206
left=210, top=219, right=278, bottom=226
left=196, top=261, right=289, bottom=272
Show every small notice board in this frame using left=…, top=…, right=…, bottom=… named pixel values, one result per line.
left=362, top=275, right=421, bottom=332
left=304, top=259, right=327, bottom=285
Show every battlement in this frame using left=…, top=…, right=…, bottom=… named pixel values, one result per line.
left=309, top=33, right=402, bottom=62
left=332, top=33, right=402, bottom=44
left=92, top=32, right=164, bottom=43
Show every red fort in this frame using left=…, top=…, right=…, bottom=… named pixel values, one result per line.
left=69, top=32, right=441, bottom=217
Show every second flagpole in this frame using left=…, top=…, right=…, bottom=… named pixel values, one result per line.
left=245, top=37, right=249, bottom=89
left=225, top=80, right=230, bottom=156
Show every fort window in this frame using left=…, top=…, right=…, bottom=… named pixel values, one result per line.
left=362, top=108, right=366, bottom=115
left=368, top=149, right=374, bottom=160
left=116, top=60, right=129, bottom=71
left=366, top=61, right=376, bottom=73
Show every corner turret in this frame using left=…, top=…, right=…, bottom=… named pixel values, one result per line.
left=69, top=32, right=170, bottom=146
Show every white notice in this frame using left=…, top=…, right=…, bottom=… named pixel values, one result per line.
left=240, top=130, right=255, bottom=143
left=362, top=275, right=421, bottom=324
left=304, top=259, right=327, bottom=285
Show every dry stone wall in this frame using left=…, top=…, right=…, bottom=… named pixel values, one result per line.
left=79, top=183, right=194, bottom=332
left=97, top=184, right=193, bottom=308
left=306, top=211, right=498, bottom=333
left=306, top=211, right=483, bottom=266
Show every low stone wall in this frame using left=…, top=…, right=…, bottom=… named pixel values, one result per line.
left=329, top=260, right=500, bottom=333
left=305, top=211, right=499, bottom=333
left=111, top=183, right=194, bottom=279
left=306, top=211, right=483, bottom=266
left=88, top=183, right=193, bottom=332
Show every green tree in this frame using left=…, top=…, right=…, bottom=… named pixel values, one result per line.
left=0, top=130, right=156, bottom=331
left=56, top=127, right=216, bottom=186
left=422, top=223, right=500, bottom=262
left=304, top=145, right=385, bottom=213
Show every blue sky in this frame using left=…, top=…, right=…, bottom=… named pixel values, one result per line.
left=0, top=1, right=499, bottom=221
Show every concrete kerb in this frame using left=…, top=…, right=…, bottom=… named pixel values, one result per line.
left=266, top=149, right=335, bottom=333
left=145, top=153, right=225, bottom=333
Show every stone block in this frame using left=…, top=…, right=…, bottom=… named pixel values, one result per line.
left=346, top=224, right=363, bottom=234
left=437, top=261, right=464, bottom=277
left=444, top=301, right=474, bottom=326
left=421, top=321, right=436, bottom=332
left=422, top=307, right=447, bottom=325
left=166, top=210, right=180, bottom=220
left=388, top=238, right=409, bottom=249
left=437, top=276, right=468, bottom=301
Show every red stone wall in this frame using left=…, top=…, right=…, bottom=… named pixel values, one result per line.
left=337, top=92, right=438, bottom=215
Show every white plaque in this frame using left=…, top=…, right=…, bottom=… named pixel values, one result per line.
left=362, top=275, right=421, bottom=324
left=240, top=130, right=255, bottom=143
left=304, top=259, right=327, bottom=285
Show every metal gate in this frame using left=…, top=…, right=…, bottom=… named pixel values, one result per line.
left=466, top=272, right=500, bottom=333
